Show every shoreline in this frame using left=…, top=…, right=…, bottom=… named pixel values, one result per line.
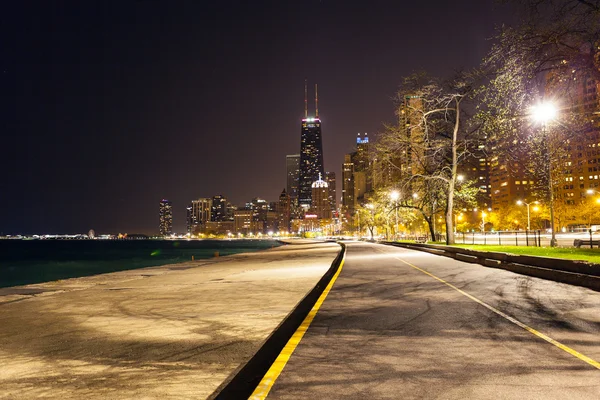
left=0, top=239, right=281, bottom=289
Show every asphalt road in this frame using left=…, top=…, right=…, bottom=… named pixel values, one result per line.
left=267, top=241, right=600, bottom=399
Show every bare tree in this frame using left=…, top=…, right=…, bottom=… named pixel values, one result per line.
left=477, top=0, right=599, bottom=239
left=374, top=73, right=481, bottom=244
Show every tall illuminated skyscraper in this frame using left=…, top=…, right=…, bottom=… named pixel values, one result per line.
left=159, top=199, right=173, bottom=236
left=298, top=81, right=324, bottom=208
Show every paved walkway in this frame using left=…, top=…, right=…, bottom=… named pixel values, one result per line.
left=0, top=241, right=340, bottom=399
left=267, top=241, right=600, bottom=399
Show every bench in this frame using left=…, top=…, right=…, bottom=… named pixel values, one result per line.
left=415, top=236, right=428, bottom=243
left=573, top=239, right=600, bottom=248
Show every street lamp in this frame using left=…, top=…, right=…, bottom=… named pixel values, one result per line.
left=586, top=189, right=600, bottom=201
left=481, top=211, right=486, bottom=233
left=390, top=190, right=400, bottom=240
left=531, top=101, right=558, bottom=246
left=517, top=200, right=539, bottom=231
left=455, top=213, right=463, bottom=234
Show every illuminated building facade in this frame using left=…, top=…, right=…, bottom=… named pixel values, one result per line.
left=298, top=81, right=325, bottom=208
left=211, top=195, right=228, bottom=222
left=341, top=133, right=371, bottom=221
left=159, top=199, right=173, bottom=236
left=311, top=174, right=331, bottom=219
left=286, top=154, right=300, bottom=202
left=277, top=189, right=291, bottom=231
left=325, top=171, right=336, bottom=213
left=187, top=198, right=212, bottom=234
left=234, top=210, right=263, bottom=235
left=342, top=154, right=355, bottom=217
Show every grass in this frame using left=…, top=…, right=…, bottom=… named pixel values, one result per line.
left=449, top=244, right=600, bottom=264
left=389, top=239, right=600, bottom=264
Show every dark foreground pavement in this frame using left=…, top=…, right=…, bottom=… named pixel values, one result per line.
left=0, top=242, right=340, bottom=399
left=267, top=241, right=600, bottom=399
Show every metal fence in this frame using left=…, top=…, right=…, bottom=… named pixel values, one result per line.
left=456, top=230, right=543, bottom=246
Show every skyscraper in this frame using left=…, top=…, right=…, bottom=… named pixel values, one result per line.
left=341, top=133, right=371, bottom=219
left=211, top=195, right=228, bottom=222
left=159, top=199, right=173, bottom=236
left=298, top=81, right=325, bottom=208
left=186, top=205, right=195, bottom=234
left=187, top=198, right=212, bottom=234
left=311, top=174, right=331, bottom=219
left=342, top=154, right=355, bottom=218
left=277, top=189, right=291, bottom=232
left=286, top=154, right=300, bottom=202
left=325, top=171, right=336, bottom=213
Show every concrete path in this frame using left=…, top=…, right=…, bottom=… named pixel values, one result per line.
left=0, top=241, right=340, bottom=399
left=268, top=241, right=600, bottom=399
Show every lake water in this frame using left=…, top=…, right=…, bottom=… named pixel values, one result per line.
left=0, top=239, right=281, bottom=288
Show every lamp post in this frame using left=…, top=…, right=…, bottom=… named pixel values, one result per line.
left=531, top=101, right=558, bottom=247
left=455, top=213, right=463, bottom=234
left=586, top=189, right=600, bottom=228
left=390, top=190, right=400, bottom=240
left=516, top=200, right=539, bottom=231
left=481, top=211, right=486, bottom=233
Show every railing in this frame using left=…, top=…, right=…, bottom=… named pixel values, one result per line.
left=456, top=230, right=542, bottom=246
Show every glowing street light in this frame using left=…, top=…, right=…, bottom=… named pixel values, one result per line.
left=586, top=189, right=600, bottom=204
left=517, top=200, right=539, bottom=231
left=531, top=101, right=558, bottom=246
left=454, top=213, right=463, bottom=234
left=531, top=102, right=557, bottom=124
left=586, top=189, right=600, bottom=198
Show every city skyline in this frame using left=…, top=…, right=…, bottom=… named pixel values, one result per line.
left=2, top=1, right=516, bottom=234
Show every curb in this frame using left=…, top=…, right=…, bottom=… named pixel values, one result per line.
left=383, top=242, right=600, bottom=292
left=209, top=242, right=346, bottom=399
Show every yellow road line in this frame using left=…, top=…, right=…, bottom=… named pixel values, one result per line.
left=249, top=248, right=346, bottom=399
left=386, top=250, right=600, bottom=370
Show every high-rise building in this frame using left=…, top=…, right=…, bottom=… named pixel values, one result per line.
left=187, top=198, right=212, bottom=233
left=234, top=210, right=263, bottom=235
left=277, top=189, right=291, bottom=232
left=325, top=171, right=336, bottom=213
left=298, top=81, right=325, bottom=208
left=211, top=195, right=228, bottom=222
left=342, top=154, right=355, bottom=218
left=372, top=97, right=424, bottom=190
left=341, top=133, right=372, bottom=221
left=550, top=69, right=600, bottom=207
left=186, top=205, right=195, bottom=234
left=311, top=174, right=331, bottom=219
left=286, top=154, right=300, bottom=202
left=159, top=199, right=173, bottom=236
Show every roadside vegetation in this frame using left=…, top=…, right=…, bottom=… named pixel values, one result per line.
left=443, top=244, right=600, bottom=264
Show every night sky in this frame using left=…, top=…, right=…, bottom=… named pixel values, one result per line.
left=2, top=1, right=515, bottom=235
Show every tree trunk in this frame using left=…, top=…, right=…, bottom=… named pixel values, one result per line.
left=445, top=97, right=460, bottom=245
left=423, top=215, right=435, bottom=242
